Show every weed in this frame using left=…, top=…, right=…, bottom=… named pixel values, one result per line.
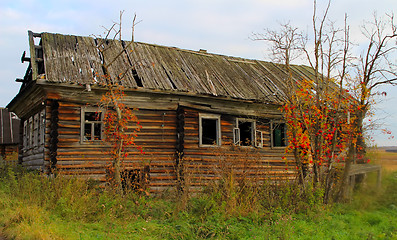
left=0, top=164, right=396, bottom=239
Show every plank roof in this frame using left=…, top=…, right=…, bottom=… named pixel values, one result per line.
left=34, top=32, right=317, bottom=104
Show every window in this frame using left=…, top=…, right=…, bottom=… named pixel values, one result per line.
left=272, top=122, right=287, bottom=147
left=28, top=117, right=33, bottom=148
left=199, top=113, right=221, bottom=146
left=234, top=119, right=263, bottom=147
left=39, top=109, right=45, bottom=145
left=23, top=120, right=27, bottom=151
left=33, top=114, right=39, bottom=147
left=81, top=107, right=103, bottom=142
left=234, top=119, right=255, bottom=146
left=22, top=110, right=46, bottom=151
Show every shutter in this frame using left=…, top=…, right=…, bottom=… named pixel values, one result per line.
left=255, top=130, right=263, bottom=148
left=233, top=128, right=240, bottom=146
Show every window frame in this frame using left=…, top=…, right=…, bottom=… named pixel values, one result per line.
left=80, top=107, right=104, bottom=143
left=28, top=117, right=33, bottom=148
left=23, top=120, right=27, bottom=152
left=234, top=118, right=256, bottom=147
left=199, top=113, right=221, bottom=147
left=39, top=109, right=45, bottom=146
left=33, top=113, right=39, bottom=147
left=234, top=118, right=264, bottom=148
left=271, top=121, right=287, bottom=148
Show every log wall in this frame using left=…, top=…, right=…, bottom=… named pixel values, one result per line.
left=14, top=85, right=296, bottom=192
left=49, top=100, right=178, bottom=191
left=182, top=107, right=296, bottom=191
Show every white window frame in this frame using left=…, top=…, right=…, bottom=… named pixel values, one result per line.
left=233, top=127, right=240, bottom=145
left=271, top=121, right=287, bottom=148
left=255, top=130, right=264, bottom=148
left=39, top=109, right=46, bottom=146
left=33, top=113, right=39, bottom=147
left=80, top=107, right=104, bottom=143
left=234, top=118, right=263, bottom=148
left=234, top=118, right=255, bottom=146
left=28, top=117, right=33, bottom=148
left=199, top=113, right=221, bottom=147
left=23, top=120, right=27, bottom=152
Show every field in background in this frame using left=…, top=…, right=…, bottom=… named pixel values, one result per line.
left=369, top=147, right=397, bottom=172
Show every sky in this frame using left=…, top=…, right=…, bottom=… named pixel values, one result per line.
left=0, top=0, right=396, bottom=146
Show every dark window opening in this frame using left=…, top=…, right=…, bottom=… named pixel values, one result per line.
left=94, top=123, right=101, bottom=140
left=82, top=111, right=102, bottom=141
left=201, top=118, right=218, bottom=145
left=273, top=123, right=286, bottom=147
left=84, top=123, right=92, bottom=140
left=239, top=121, right=253, bottom=146
left=36, top=39, right=45, bottom=75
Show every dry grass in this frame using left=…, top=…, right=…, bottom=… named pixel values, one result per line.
left=368, top=148, right=397, bottom=172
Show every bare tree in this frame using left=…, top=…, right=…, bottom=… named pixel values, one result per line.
left=251, top=22, right=305, bottom=68
left=256, top=0, right=397, bottom=202
left=94, top=12, right=142, bottom=193
left=253, top=0, right=358, bottom=203
left=336, top=12, right=397, bottom=200
left=252, top=23, right=310, bottom=185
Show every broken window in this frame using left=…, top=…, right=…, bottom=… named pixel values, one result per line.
left=81, top=107, right=103, bottom=142
left=233, top=119, right=263, bottom=147
left=272, top=122, right=287, bottom=147
left=239, top=120, right=254, bottom=146
left=199, top=113, right=221, bottom=146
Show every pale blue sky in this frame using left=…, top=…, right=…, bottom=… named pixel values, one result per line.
left=0, top=0, right=396, bottom=146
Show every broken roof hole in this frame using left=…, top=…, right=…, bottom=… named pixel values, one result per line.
left=74, top=37, right=79, bottom=51
left=131, top=68, right=143, bottom=87
left=162, top=66, right=177, bottom=90
left=33, top=37, right=41, bottom=46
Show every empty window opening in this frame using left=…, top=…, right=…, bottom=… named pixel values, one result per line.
left=202, top=119, right=217, bottom=145
left=238, top=121, right=254, bottom=146
left=36, top=39, right=45, bottom=75
left=272, top=122, right=286, bottom=147
left=234, top=119, right=264, bottom=148
left=199, top=114, right=221, bottom=146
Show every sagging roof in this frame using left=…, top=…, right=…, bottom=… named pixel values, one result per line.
left=22, top=31, right=318, bottom=104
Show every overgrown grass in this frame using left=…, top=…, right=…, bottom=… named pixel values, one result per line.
left=0, top=165, right=396, bottom=239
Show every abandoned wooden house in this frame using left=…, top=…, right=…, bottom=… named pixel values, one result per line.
left=7, top=31, right=320, bottom=191
left=0, top=108, right=20, bottom=164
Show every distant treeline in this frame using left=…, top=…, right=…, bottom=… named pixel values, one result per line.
left=385, top=149, right=397, bottom=153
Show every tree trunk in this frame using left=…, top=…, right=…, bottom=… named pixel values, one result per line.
left=335, top=142, right=354, bottom=202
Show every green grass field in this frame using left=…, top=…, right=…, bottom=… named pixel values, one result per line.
left=0, top=152, right=396, bottom=239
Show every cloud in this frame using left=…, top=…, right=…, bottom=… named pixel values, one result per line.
left=1, top=0, right=397, bottom=146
